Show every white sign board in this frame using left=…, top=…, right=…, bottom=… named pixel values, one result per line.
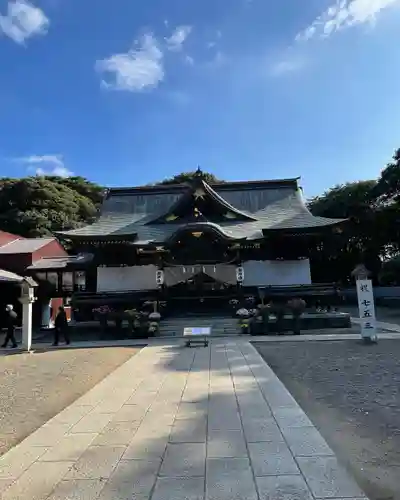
left=183, top=327, right=211, bottom=337
left=356, top=279, right=377, bottom=341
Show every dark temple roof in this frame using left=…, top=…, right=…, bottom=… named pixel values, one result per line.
left=56, top=177, right=345, bottom=243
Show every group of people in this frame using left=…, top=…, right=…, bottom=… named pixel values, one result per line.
left=1, top=305, right=70, bottom=349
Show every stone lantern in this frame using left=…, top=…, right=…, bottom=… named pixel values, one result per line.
left=18, top=277, right=38, bottom=351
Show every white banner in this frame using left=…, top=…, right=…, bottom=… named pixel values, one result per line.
left=242, top=260, right=311, bottom=286
left=97, top=265, right=158, bottom=292
left=356, top=279, right=377, bottom=341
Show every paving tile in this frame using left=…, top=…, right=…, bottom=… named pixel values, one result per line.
left=0, top=444, right=48, bottom=479
left=273, top=408, right=313, bottom=429
left=46, top=479, right=106, bottom=500
left=39, top=433, right=97, bottom=462
left=208, top=430, right=248, bottom=458
left=238, top=402, right=272, bottom=419
left=256, top=475, right=314, bottom=500
left=283, top=427, right=333, bottom=457
left=123, top=434, right=169, bottom=459
left=206, top=468, right=258, bottom=500
left=297, top=456, right=366, bottom=498
left=259, top=383, right=298, bottom=409
left=92, top=421, right=141, bottom=446
left=170, top=418, right=207, bottom=443
left=175, top=402, right=208, bottom=420
left=160, top=443, right=206, bottom=477
left=208, top=412, right=242, bottom=431
left=248, top=441, right=300, bottom=476
left=112, top=404, right=146, bottom=422
left=96, top=480, right=149, bottom=500
left=242, top=418, right=284, bottom=443
left=1, top=460, right=74, bottom=500
left=91, top=396, right=133, bottom=414
left=69, top=412, right=114, bottom=434
left=23, top=423, right=72, bottom=447
left=152, top=477, right=205, bottom=500
left=0, top=478, right=14, bottom=494
left=50, top=405, right=94, bottom=425
left=206, top=458, right=251, bottom=475
left=107, top=459, right=160, bottom=495
left=64, top=445, right=126, bottom=480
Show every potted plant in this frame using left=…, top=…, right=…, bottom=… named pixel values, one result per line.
left=236, top=307, right=251, bottom=334
left=287, top=298, right=306, bottom=335
left=268, top=301, right=286, bottom=335
left=92, top=305, right=113, bottom=330
left=255, top=303, right=271, bottom=335
left=124, top=309, right=139, bottom=335
left=148, top=311, right=161, bottom=336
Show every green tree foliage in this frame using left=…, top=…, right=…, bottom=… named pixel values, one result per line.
left=0, top=176, right=104, bottom=238
left=159, top=171, right=222, bottom=185
left=308, top=177, right=400, bottom=283
left=373, top=149, right=400, bottom=203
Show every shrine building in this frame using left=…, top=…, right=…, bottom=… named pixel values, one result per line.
left=35, top=170, right=345, bottom=321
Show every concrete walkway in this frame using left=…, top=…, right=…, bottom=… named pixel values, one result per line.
left=0, top=340, right=368, bottom=499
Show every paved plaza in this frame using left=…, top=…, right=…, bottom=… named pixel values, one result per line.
left=0, top=340, right=369, bottom=500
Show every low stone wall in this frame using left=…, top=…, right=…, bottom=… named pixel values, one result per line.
left=252, top=312, right=351, bottom=334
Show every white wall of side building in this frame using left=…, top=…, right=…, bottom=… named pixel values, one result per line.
left=242, top=260, right=311, bottom=287
left=97, top=265, right=158, bottom=292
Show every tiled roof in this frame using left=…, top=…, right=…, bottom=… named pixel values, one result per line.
left=0, top=238, right=54, bottom=254
left=27, top=254, right=93, bottom=270
left=0, top=268, right=24, bottom=282
left=57, top=179, right=344, bottom=242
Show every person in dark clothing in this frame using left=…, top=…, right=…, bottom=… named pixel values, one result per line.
left=1, top=304, right=18, bottom=348
left=53, top=306, right=70, bottom=346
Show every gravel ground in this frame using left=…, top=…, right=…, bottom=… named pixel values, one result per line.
left=0, top=346, right=141, bottom=456
left=254, top=340, right=400, bottom=500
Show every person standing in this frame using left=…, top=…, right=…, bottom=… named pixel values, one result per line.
left=1, top=305, right=18, bottom=348
left=53, top=306, right=70, bottom=346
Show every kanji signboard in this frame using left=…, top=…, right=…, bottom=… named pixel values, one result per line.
left=356, top=279, right=377, bottom=342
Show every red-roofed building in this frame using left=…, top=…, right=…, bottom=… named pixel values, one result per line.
left=0, top=236, right=67, bottom=274
left=0, top=230, right=24, bottom=247
left=0, top=231, right=69, bottom=329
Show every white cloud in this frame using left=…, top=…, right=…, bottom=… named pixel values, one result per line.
left=184, top=54, right=194, bottom=65
left=0, top=0, right=49, bottom=45
left=96, top=33, right=164, bottom=92
left=16, top=154, right=73, bottom=177
left=296, top=0, right=400, bottom=41
left=207, top=50, right=228, bottom=68
left=165, top=25, right=192, bottom=51
left=270, top=56, right=306, bottom=76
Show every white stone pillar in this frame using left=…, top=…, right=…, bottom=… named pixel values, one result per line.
left=19, top=279, right=37, bottom=352
left=21, top=299, right=34, bottom=351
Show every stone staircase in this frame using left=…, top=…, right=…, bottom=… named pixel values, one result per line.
left=158, top=314, right=239, bottom=337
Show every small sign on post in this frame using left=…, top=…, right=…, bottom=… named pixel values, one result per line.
left=183, top=327, right=210, bottom=347
left=352, top=265, right=378, bottom=344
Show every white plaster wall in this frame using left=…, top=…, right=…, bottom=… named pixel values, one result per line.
left=97, top=265, right=158, bottom=292
left=243, top=260, right=311, bottom=287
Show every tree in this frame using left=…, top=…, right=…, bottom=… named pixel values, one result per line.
left=374, top=149, right=400, bottom=203
left=158, top=171, right=223, bottom=186
left=308, top=181, right=384, bottom=283
left=0, top=176, right=104, bottom=238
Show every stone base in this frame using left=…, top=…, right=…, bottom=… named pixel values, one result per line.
left=252, top=312, right=351, bottom=335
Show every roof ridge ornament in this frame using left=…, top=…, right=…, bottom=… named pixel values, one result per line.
left=195, top=166, right=203, bottom=178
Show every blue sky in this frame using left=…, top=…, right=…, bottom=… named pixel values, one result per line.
left=1, top=0, right=400, bottom=197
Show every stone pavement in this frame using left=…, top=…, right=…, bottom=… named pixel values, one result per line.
left=0, top=340, right=369, bottom=500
